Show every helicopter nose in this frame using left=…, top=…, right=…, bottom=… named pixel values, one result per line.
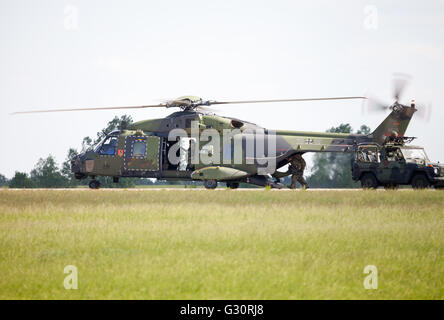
left=71, top=153, right=87, bottom=178
left=70, top=155, right=81, bottom=172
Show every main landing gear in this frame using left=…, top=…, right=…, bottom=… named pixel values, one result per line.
left=226, top=182, right=240, bottom=189
left=204, top=180, right=218, bottom=189
left=89, top=179, right=101, bottom=189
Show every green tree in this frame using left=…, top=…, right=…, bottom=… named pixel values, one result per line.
left=61, top=148, right=78, bottom=177
left=307, top=124, right=371, bottom=188
left=30, top=155, right=69, bottom=188
left=82, top=115, right=133, bottom=149
left=357, top=125, right=371, bottom=135
left=9, top=172, right=36, bottom=188
left=0, top=174, right=8, bottom=187
left=82, top=136, right=93, bottom=151
left=61, top=148, right=82, bottom=187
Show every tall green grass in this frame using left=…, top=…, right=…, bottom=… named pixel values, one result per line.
left=0, top=189, right=442, bottom=299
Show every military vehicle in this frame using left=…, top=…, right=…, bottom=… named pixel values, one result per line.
left=12, top=76, right=426, bottom=189
left=352, top=137, right=444, bottom=189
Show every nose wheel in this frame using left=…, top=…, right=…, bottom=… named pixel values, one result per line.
left=89, top=180, right=101, bottom=189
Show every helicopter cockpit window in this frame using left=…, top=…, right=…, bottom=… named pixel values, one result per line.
left=132, top=139, right=146, bottom=158
left=98, top=136, right=118, bottom=155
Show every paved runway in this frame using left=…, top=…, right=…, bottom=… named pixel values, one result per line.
left=2, top=188, right=418, bottom=191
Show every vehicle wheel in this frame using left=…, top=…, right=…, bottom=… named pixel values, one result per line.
left=411, top=174, right=430, bottom=189
left=226, top=182, right=240, bottom=189
left=204, top=180, right=218, bottom=189
left=384, top=184, right=399, bottom=190
left=89, top=180, right=101, bottom=189
left=434, top=186, right=444, bottom=190
left=360, top=173, right=378, bottom=189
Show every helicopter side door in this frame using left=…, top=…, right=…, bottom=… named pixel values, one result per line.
left=124, top=135, right=160, bottom=173
left=93, top=135, right=124, bottom=176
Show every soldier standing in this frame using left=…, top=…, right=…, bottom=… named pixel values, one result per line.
left=289, top=154, right=309, bottom=189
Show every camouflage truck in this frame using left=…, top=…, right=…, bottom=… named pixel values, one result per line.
left=351, top=140, right=444, bottom=189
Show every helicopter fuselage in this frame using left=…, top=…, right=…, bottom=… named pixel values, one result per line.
left=71, top=111, right=375, bottom=188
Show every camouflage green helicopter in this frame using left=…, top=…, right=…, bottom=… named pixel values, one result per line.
left=14, top=88, right=420, bottom=189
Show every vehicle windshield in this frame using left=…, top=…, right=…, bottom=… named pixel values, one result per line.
left=401, top=148, right=428, bottom=161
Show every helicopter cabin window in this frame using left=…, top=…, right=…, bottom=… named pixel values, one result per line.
left=99, top=136, right=118, bottom=156
left=132, top=139, right=146, bottom=158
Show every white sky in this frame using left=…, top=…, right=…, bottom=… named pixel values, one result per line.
left=1, top=0, right=444, bottom=178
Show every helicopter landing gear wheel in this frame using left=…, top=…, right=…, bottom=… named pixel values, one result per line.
left=360, top=173, right=378, bottom=189
left=204, top=180, right=218, bottom=189
left=226, top=182, right=240, bottom=189
left=89, top=180, right=101, bottom=189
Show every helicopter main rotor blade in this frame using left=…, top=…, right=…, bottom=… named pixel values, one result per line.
left=209, top=96, right=367, bottom=106
left=11, top=96, right=368, bottom=115
left=11, top=104, right=166, bottom=115
left=393, top=73, right=411, bottom=101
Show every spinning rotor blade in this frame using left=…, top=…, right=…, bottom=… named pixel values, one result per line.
left=11, top=96, right=367, bottom=115
left=11, top=104, right=166, bottom=115
left=364, top=95, right=391, bottom=114
left=209, top=96, right=367, bottom=106
left=414, top=101, right=433, bottom=122
left=393, top=73, right=411, bottom=101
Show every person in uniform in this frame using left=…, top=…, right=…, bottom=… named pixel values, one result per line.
left=288, top=153, right=309, bottom=189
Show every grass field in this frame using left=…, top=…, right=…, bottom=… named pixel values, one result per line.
left=0, top=189, right=443, bottom=300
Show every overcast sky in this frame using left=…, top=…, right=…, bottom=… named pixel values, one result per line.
left=1, top=0, right=444, bottom=178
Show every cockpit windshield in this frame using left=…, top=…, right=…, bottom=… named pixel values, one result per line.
left=93, top=137, right=106, bottom=153
left=401, top=148, right=428, bottom=162
left=93, top=133, right=119, bottom=155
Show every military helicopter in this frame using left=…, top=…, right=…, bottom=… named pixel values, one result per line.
left=13, top=84, right=419, bottom=189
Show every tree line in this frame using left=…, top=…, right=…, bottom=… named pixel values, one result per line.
left=0, top=115, right=370, bottom=188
